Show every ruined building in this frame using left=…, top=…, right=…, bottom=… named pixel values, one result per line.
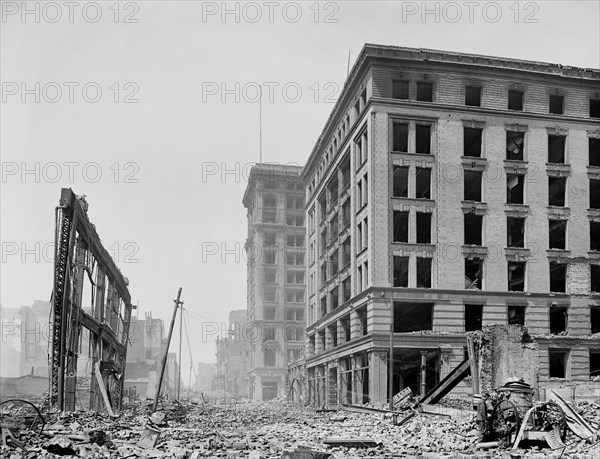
left=243, top=164, right=306, bottom=400
left=215, top=309, right=249, bottom=397
left=302, top=44, right=600, bottom=405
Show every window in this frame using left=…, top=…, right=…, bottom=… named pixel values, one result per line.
left=590, top=351, right=600, bottom=380
left=286, top=214, right=304, bottom=226
left=287, top=234, right=304, bottom=247
left=508, top=262, right=526, bottom=291
left=416, top=168, right=431, bottom=199
left=549, top=350, right=568, bottom=378
left=464, top=127, right=482, bottom=157
left=285, top=308, right=304, bottom=321
left=330, top=287, right=339, bottom=310
left=357, top=307, right=367, bottom=336
left=507, top=174, right=524, bottom=204
left=465, top=304, right=483, bottom=331
left=393, top=302, right=433, bottom=332
left=591, top=265, right=600, bottom=293
left=416, top=212, right=432, bottom=244
left=591, top=178, right=600, bottom=209
left=329, top=215, right=338, bottom=239
left=330, top=249, right=339, bottom=277
left=341, top=316, right=351, bottom=342
left=464, top=170, right=482, bottom=202
left=286, top=251, right=305, bottom=266
left=393, top=166, right=409, bottom=198
left=327, top=177, right=339, bottom=206
left=264, top=306, right=277, bottom=320
left=393, top=123, right=409, bottom=152
left=362, top=262, right=369, bottom=290
left=356, top=180, right=363, bottom=209
left=320, top=296, right=327, bottom=317
left=363, top=174, right=368, bottom=207
left=342, top=238, right=351, bottom=266
left=508, top=90, right=524, bottom=111
left=415, top=125, right=431, bottom=154
left=548, top=135, right=566, bottom=164
left=264, top=269, right=277, bottom=283
left=393, top=211, right=409, bottom=243
left=592, top=306, right=600, bottom=334
left=416, top=258, right=432, bottom=288
left=264, top=287, right=277, bottom=302
left=549, top=220, right=567, bottom=249
left=465, top=258, right=483, bottom=290
left=341, top=155, right=351, bottom=188
left=356, top=223, right=362, bottom=253
left=549, top=95, right=564, bottom=115
left=590, top=138, right=600, bottom=167
left=287, top=195, right=303, bottom=210
left=549, top=262, right=567, bottom=293
left=550, top=306, right=567, bottom=335
left=506, top=131, right=525, bottom=161
left=465, top=86, right=481, bottom=106
left=342, top=276, right=351, bottom=303
left=328, top=325, right=338, bottom=347
left=507, top=217, right=525, bottom=248
left=318, top=329, right=326, bottom=351
left=355, top=130, right=368, bottom=168
left=264, top=325, right=276, bottom=341
left=549, top=177, right=566, bottom=207
left=341, top=199, right=351, bottom=227
left=362, top=218, right=368, bottom=250
left=392, top=80, right=409, bottom=99
left=416, top=81, right=433, bottom=102
left=263, top=194, right=277, bottom=222
left=464, top=214, right=483, bottom=245
left=264, top=349, right=276, bottom=367
left=393, top=256, right=409, bottom=287
left=592, top=222, right=600, bottom=251
left=264, top=246, right=277, bottom=264
left=507, top=305, right=525, bottom=325
left=591, top=99, right=600, bottom=118
left=286, top=271, right=305, bottom=284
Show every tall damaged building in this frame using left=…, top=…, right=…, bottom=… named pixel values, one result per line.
left=302, top=44, right=600, bottom=405
left=243, top=164, right=306, bottom=400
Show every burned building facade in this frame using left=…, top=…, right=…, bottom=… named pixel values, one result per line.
left=215, top=309, right=249, bottom=397
left=243, top=164, right=306, bottom=400
left=302, top=45, right=600, bottom=405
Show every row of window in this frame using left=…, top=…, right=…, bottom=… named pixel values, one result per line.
left=391, top=78, right=600, bottom=118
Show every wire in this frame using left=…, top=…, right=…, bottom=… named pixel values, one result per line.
left=183, top=311, right=198, bottom=382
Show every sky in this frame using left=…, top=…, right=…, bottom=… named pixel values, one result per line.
left=1, top=0, right=599, bottom=385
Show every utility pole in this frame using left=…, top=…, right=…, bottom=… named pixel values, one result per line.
left=388, top=300, right=394, bottom=411
left=177, top=300, right=183, bottom=402
left=152, top=288, right=183, bottom=413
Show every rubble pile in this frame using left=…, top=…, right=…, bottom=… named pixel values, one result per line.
left=0, top=398, right=598, bottom=458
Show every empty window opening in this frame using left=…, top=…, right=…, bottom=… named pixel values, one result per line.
left=507, top=305, right=526, bottom=326
left=465, top=304, right=483, bottom=331
left=320, top=296, right=327, bottom=317
left=394, top=349, right=439, bottom=396
left=506, top=131, right=525, bottom=161
left=392, top=80, right=409, bottom=99
left=591, top=265, right=600, bottom=293
left=341, top=155, right=351, bottom=188
left=341, top=316, right=351, bottom=342
left=592, top=307, right=600, bottom=334
left=415, top=125, right=431, bottom=154
left=591, top=99, right=600, bottom=118
left=591, top=178, right=600, bottom=209
left=549, top=95, right=564, bottom=115
left=550, top=262, right=567, bottom=293
left=342, top=276, right=351, bottom=302
left=416, top=258, right=432, bottom=288
left=330, top=286, right=339, bottom=310
left=549, top=350, right=568, bottom=378
left=548, top=135, right=566, bottom=164
left=393, top=302, right=433, bottom=332
left=342, top=238, right=351, bottom=266
left=327, top=176, right=339, bottom=206
left=464, top=214, right=483, bottom=245
left=416, top=212, right=432, bottom=244
left=416, top=168, right=431, bottom=199
left=464, top=127, right=482, bottom=157
left=464, top=170, right=482, bottom=202
left=393, top=123, right=409, bottom=152
left=416, top=82, right=433, bottom=102
left=508, top=90, right=524, bottom=111
left=549, top=220, right=567, bottom=250
left=550, top=306, right=567, bottom=335
left=393, top=211, right=409, bottom=243
left=264, top=306, right=277, bottom=320
left=318, top=330, right=326, bottom=351
left=393, top=256, right=409, bottom=287
left=507, top=174, right=524, bottom=204
left=393, top=166, right=409, bottom=198
left=507, top=217, right=525, bottom=248
left=590, top=351, right=600, bottom=380
left=508, top=262, right=526, bottom=291
left=590, top=138, right=600, bottom=167
left=591, top=222, right=600, bottom=251
left=357, top=307, right=368, bottom=336
left=285, top=288, right=305, bottom=304
left=465, top=86, right=481, bottom=106
left=549, top=177, right=566, bottom=207
left=465, top=258, right=483, bottom=290
left=328, top=325, right=338, bottom=347
left=329, top=216, right=339, bottom=240
left=264, top=349, right=276, bottom=367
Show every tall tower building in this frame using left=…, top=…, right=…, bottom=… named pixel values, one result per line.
left=243, top=164, right=306, bottom=400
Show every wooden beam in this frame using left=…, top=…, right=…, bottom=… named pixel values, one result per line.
left=94, top=362, right=115, bottom=417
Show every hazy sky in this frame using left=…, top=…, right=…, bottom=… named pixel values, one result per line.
left=1, top=0, right=599, bottom=383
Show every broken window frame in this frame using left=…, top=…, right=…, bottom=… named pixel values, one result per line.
left=589, top=350, right=600, bottom=380
left=465, top=258, right=483, bottom=290
left=550, top=305, right=568, bottom=335
left=507, top=173, right=525, bottom=204
left=507, top=305, right=526, bottom=326
left=508, top=262, right=526, bottom=291
left=506, top=131, right=525, bottom=161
